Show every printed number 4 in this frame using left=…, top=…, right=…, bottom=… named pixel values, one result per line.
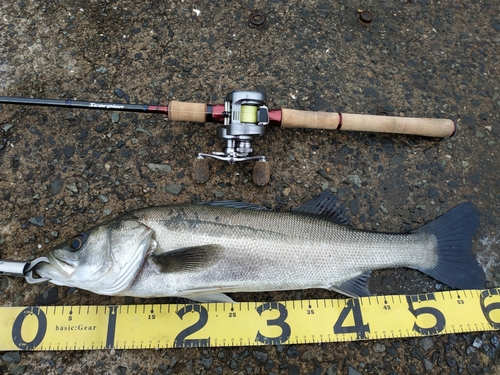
left=333, top=299, right=370, bottom=339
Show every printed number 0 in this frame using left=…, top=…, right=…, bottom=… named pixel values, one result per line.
left=406, top=295, right=446, bottom=335
left=12, top=307, right=47, bottom=350
left=255, top=302, right=291, bottom=345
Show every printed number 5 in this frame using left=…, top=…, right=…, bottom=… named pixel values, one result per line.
left=406, top=295, right=446, bottom=335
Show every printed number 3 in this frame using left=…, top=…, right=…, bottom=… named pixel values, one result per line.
left=255, top=302, right=291, bottom=345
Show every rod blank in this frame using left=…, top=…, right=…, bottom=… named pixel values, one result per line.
left=0, top=96, right=456, bottom=138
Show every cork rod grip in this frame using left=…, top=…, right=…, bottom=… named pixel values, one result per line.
left=280, top=109, right=455, bottom=138
left=168, top=101, right=207, bottom=122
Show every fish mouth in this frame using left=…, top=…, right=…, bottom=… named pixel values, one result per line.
left=34, top=257, right=69, bottom=285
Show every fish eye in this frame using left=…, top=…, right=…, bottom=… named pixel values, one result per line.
left=68, top=233, right=86, bottom=252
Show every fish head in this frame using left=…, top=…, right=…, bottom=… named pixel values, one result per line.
left=36, top=219, right=154, bottom=295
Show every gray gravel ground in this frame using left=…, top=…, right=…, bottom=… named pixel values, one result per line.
left=1, top=0, right=500, bottom=374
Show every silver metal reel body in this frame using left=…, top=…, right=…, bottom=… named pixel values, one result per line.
left=200, top=90, right=269, bottom=164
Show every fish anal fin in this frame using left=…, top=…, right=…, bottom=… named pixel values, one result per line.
left=328, top=272, right=372, bottom=298
left=293, top=190, right=351, bottom=225
left=151, top=245, right=221, bottom=273
left=177, top=292, right=236, bottom=304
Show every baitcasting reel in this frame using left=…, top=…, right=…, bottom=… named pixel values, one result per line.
left=194, top=91, right=271, bottom=185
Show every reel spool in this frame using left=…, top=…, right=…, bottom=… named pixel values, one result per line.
left=194, top=90, right=271, bottom=185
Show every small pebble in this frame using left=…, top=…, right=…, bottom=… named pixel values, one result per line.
left=9, top=365, right=27, bottom=375
left=29, top=215, right=45, bottom=227
left=114, top=88, right=125, bottom=98
left=348, top=174, right=362, bottom=187
left=98, top=195, right=109, bottom=203
left=286, top=345, right=299, bottom=358
left=390, top=153, right=405, bottom=165
left=50, top=180, right=64, bottom=195
left=66, top=182, right=78, bottom=193
left=2, top=352, right=21, bottom=363
left=253, top=350, right=268, bottom=363
left=147, top=163, right=172, bottom=173
left=326, top=364, right=337, bottom=375
left=63, top=145, right=75, bottom=158
left=420, top=337, right=434, bottom=351
left=165, top=184, right=182, bottom=195
left=36, top=287, right=59, bottom=305
left=198, top=356, right=213, bottom=369
left=473, top=336, right=483, bottom=348
left=423, top=359, right=433, bottom=371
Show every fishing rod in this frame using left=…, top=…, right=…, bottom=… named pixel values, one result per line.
left=0, top=91, right=455, bottom=185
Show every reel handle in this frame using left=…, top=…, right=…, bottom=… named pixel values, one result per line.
left=280, top=109, right=455, bottom=138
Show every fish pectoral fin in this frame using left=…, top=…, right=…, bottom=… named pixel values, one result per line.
left=293, top=190, right=351, bottom=226
left=328, top=271, right=372, bottom=298
left=177, top=290, right=236, bottom=303
left=151, top=245, right=222, bottom=273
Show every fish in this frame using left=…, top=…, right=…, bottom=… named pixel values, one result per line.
left=35, top=191, right=485, bottom=302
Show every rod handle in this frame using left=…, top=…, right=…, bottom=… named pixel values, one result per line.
left=168, top=101, right=207, bottom=122
left=280, top=109, right=455, bottom=138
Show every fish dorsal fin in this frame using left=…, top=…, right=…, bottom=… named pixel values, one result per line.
left=293, top=190, right=351, bottom=225
left=151, top=245, right=221, bottom=273
left=196, top=200, right=265, bottom=211
left=329, top=272, right=372, bottom=298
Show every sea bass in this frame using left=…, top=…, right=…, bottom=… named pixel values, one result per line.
left=35, top=191, right=485, bottom=302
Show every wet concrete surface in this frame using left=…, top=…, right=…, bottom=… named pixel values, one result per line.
left=1, top=0, right=500, bottom=373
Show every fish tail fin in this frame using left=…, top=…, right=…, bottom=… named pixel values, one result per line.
left=414, top=202, right=485, bottom=289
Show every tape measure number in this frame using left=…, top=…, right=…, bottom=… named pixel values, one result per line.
left=1, top=288, right=499, bottom=350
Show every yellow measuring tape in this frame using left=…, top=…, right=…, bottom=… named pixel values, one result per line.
left=1, top=288, right=499, bottom=350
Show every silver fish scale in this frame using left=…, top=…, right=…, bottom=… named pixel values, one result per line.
left=122, top=204, right=437, bottom=298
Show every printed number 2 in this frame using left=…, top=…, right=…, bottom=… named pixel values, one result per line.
left=333, top=299, right=370, bottom=339
left=174, top=305, right=210, bottom=348
left=255, top=302, right=291, bottom=345
left=406, top=295, right=445, bottom=335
